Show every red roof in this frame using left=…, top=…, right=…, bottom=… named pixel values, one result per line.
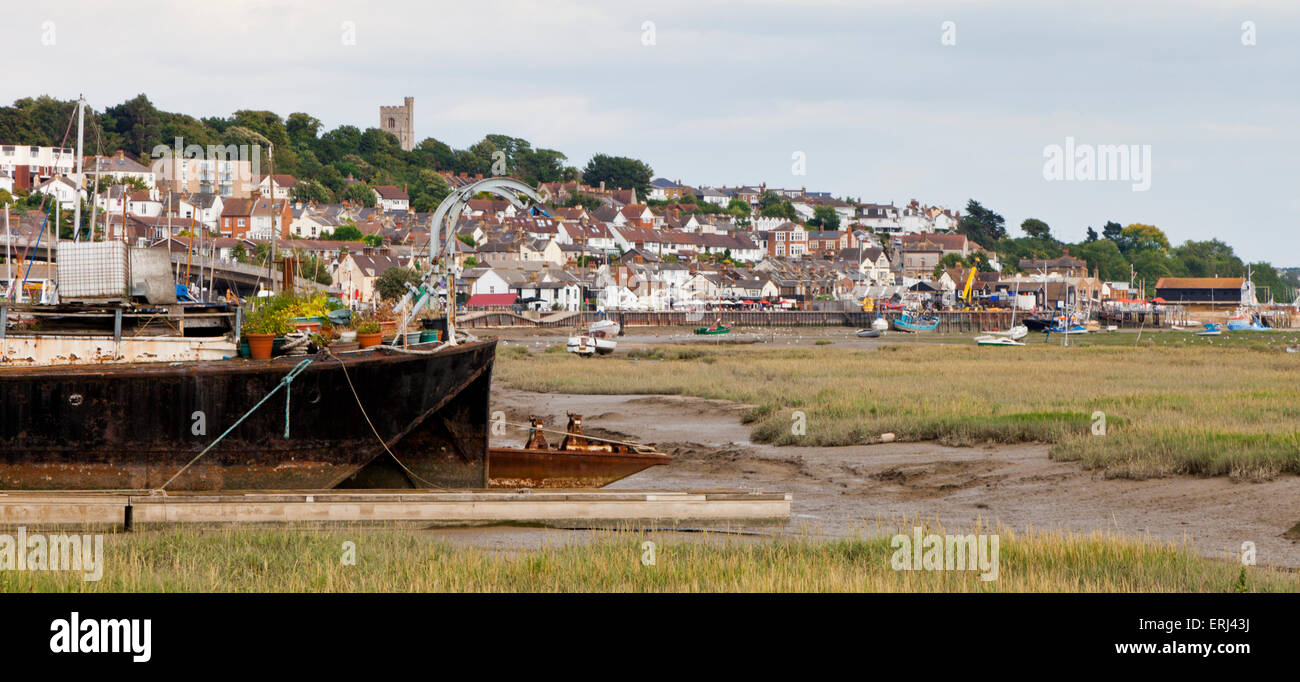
left=466, top=293, right=517, bottom=307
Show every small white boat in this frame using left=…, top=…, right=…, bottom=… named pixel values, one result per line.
left=871, top=317, right=889, bottom=332
left=566, top=334, right=616, bottom=356
left=974, top=335, right=1025, bottom=347
left=855, top=328, right=882, bottom=338
left=588, top=319, right=620, bottom=337
left=981, top=324, right=1028, bottom=340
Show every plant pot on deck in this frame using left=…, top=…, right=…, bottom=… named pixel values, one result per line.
left=357, top=332, right=383, bottom=349
left=246, top=333, right=275, bottom=360
left=379, top=320, right=398, bottom=340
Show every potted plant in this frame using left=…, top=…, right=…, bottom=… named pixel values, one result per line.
left=242, top=307, right=293, bottom=359
left=356, top=319, right=383, bottom=348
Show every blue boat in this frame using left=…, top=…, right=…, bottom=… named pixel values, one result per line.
left=1226, top=316, right=1269, bottom=331
left=891, top=311, right=939, bottom=332
left=1195, top=323, right=1223, bottom=336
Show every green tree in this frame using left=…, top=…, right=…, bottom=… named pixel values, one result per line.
left=1118, top=223, right=1170, bottom=254
left=1072, top=239, right=1129, bottom=282
left=580, top=154, right=653, bottom=199
left=1020, top=218, right=1052, bottom=240
left=291, top=179, right=333, bottom=204
left=806, top=205, right=841, bottom=231
left=341, top=183, right=376, bottom=207
left=757, top=191, right=796, bottom=220
left=327, top=224, right=364, bottom=241
left=375, top=266, right=419, bottom=300
left=957, top=199, right=1006, bottom=247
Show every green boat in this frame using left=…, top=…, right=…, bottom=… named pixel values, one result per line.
left=694, top=324, right=731, bottom=335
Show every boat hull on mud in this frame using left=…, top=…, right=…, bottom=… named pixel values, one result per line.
left=488, top=446, right=670, bottom=488
left=0, top=341, right=497, bottom=490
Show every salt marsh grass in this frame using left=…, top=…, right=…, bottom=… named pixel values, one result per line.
left=497, top=339, right=1300, bottom=480
left=2, top=525, right=1292, bottom=592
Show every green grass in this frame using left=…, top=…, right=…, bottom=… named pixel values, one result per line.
left=2, top=526, right=1293, bottom=592
left=495, top=338, right=1300, bottom=480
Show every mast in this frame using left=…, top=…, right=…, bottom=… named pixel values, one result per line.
left=5, top=204, right=11, bottom=300
left=73, top=95, right=85, bottom=240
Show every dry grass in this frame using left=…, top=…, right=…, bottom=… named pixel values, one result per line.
left=2, top=525, right=1293, bottom=592
left=496, top=339, right=1300, bottom=480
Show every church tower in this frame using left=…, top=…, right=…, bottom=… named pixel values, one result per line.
left=379, top=97, right=415, bottom=151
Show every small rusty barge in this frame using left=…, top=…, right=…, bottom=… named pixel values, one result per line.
left=489, top=415, right=670, bottom=488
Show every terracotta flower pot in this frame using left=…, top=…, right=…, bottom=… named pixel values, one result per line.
left=379, top=320, right=398, bottom=340
left=357, top=332, right=383, bottom=349
left=246, top=333, right=275, bottom=360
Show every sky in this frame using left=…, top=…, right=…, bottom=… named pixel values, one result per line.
left=3, top=0, right=1297, bottom=264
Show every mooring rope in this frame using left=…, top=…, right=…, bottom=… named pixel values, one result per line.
left=159, top=357, right=314, bottom=490
left=322, top=349, right=448, bottom=490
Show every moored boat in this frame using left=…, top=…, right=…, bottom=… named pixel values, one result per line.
left=566, top=333, right=616, bottom=355
left=891, top=311, right=939, bottom=332
left=855, top=328, right=882, bottom=338
left=0, top=340, right=498, bottom=490
left=489, top=415, right=670, bottom=488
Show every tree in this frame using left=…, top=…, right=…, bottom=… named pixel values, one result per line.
left=1085, top=226, right=1098, bottom=242
left=341, top=183, right=376, bottom=207
left=410, top=169, right=451, bottom=212
left=757, top=191, right=796, bottom=220
left=327, top=224, right=364, bottom=241
left=957, top=199, right=1006, bottom=247
left=1118, top=223, right=1170, bottom=254
left=231, top=244, right=249, bottom=263
left=291, top=179, right=333, bottom=204
left=1073, top=238, right=1129, bottom=282
left=375, top=266, right=419, bottom=300
left=362, top=234, right=383, bottom=247
left=580, top=154, right=653, bottom=199
left=1020, top=218, right=1052, bottom=240
left=1102, top=221, right=1124, bottom=243
left=806, top=205, right=841, bottom=231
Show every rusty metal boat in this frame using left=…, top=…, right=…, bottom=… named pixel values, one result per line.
left=0, top=321, right=498, bottom=490
left=489, top=414, right=670, bottom=488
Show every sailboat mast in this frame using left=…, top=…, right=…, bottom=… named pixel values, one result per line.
left=73, top=95, right=85, bottom=240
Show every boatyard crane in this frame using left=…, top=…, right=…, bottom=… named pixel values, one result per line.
left=399, top=177, right=548, bottom=344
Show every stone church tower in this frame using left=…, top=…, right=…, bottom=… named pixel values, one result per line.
left=379, top=97, right=415, bottom=151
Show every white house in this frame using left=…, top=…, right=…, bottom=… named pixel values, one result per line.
left=33, top=176, right=84, bottom=210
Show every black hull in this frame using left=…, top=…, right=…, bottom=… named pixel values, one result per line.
left=0, top=341, right=497, bottom=490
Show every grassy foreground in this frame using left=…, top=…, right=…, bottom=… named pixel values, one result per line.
left=496, top=336, right=1300, bottom=480
left=2, top=526, right=1293, bottom=592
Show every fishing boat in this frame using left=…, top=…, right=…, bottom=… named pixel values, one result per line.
left=891, top=311, right=939, bottom=332
left=488, top=414, right=670, bottom=488
left=694, top=319, right=731, bottom=335
left=1226, top=310, right=1270, bottom=331
left=855, top=328, right=882, bottom=338
left=974, top=335, right=1025, bottom=346
left=566, top=333, right=615, bottom=356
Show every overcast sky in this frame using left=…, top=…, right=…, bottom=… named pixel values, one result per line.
left=4, top=0, right=1297, bottom=263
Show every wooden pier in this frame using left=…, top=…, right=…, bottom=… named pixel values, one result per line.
left=0, top=489, right=791, bottom=527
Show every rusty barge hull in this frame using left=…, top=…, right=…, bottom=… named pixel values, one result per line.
left=488, top=447, right=670, bottom=489
left=0, top=341, right=497, bottom=490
